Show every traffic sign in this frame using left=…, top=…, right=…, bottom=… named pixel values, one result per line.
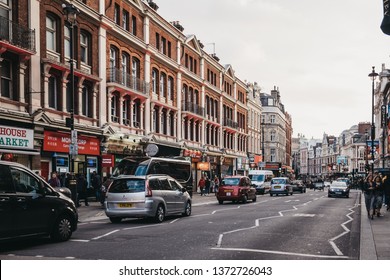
left=69, top=143, right=78, bottom=155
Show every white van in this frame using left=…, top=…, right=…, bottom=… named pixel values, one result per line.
left=248, top=170, right=274, bottom=194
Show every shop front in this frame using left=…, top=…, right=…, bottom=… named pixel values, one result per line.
left=0, top=124, right=40, bottom=169
left=42, top=130, right=100, bottom=183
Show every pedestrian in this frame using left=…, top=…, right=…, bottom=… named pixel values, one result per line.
left=214, top=175, right=220, bottom=194
left=198, top=176, right=206, bottom=196
left=91, top=170, right=102, bottom=202
left=373, top=172, right=384, bottom=217
left=48, top=171, right=61, bottom=188
left=384, top=174, right=390, bottom=211
left=364, top=172, right=376, bottom=219
left=205, top=175, right=211, bottom=195
left=76, top=174, right=89, bottom=207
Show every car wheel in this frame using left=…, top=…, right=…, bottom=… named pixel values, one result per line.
left=270, top=193, right=273, bottom=197
left=109, top=217, right=122, bottom=223
left=252, top=195, right=257, bottom=202
left=218, top=200, right=223, bottom=204
left=155, top=204, right=165, bottom=223
left=183, top=201, right=191, bottom=216
left=51, top=214, right=73, bottom=242
left=328, top=194, right=331, bottom=197
left=242, top=195, right=248, bottom=204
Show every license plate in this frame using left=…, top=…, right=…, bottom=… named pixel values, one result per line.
left=226, top=192, right=231, bottom=196
left=273, top=186, right=281, bottom=189
left=335, top=192, right=342, bottom=195
left=118, top=203, right=133, bottom=208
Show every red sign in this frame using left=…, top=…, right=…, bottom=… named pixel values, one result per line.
left=102, top=154, right=115, bottom=167
left=43, top=131, right=100, bottom=155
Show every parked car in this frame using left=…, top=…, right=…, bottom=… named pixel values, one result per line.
left=104, top=174, right=192, bottom=223
left=0, top=160, right=78, bottom=242
left=328, top=181, right=350, bottom=198
left=291, top=180, right=306, bottom=193
left=313, top=181, right=325, bottom=191
left=216, top=175, right=257, bottom=204
left=270, top=177, right=293, bottom=196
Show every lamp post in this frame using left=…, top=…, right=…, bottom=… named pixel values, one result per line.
left=63, top=3, right=79, bottom=204
left=369, top=66, right=378, bottom=174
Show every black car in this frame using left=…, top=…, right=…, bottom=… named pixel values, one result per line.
left=0, top=161, right=78, bottom=242
left=328, top=181, right=350, bottom=198
left=291, top=180, right=306, bottom=193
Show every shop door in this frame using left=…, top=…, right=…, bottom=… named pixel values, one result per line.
left=41, top=162, right=49, bottom=182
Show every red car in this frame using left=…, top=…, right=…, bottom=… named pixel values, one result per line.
left=216, top=176, right=257, bottom=204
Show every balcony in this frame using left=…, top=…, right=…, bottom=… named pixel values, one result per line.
left=0, top=16, right=35, bottom=53
left=181, top=101, right=204, bottom=117
left=107, top=68, right=149, bottom=96
left=223, top=118, right=238, bottom=129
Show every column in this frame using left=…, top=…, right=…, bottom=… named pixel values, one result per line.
left=18, top=62, right=27, bottom=106
left=92, top=83, right=98, bottom=120
left=144, top=53, right=151, bottom=134
left=119, top=95, right=124, bottom=125
left=176, top=72, right=182, bottom=141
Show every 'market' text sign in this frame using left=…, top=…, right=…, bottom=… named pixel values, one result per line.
left=0, top=125, right=34, bottom=150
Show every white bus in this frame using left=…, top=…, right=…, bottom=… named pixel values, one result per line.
left=248, top=170, right=274, bottom=194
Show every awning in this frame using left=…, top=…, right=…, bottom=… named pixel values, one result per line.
left=0, top=148, right=41, bottom=155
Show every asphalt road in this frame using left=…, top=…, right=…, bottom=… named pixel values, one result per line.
left=0, top=189, right=361, bottom=260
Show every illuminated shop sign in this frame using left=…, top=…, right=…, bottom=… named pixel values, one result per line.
left=0, top=125, right=34, bottom=150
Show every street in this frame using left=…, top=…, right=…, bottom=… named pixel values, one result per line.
left=0, top=189, right=361, bottom=260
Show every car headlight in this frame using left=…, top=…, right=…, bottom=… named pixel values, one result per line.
left=330, top=188, right=335, bottom=192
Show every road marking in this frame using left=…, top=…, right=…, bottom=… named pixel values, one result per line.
left=293, top=213, right=316, bottom=217
left=211, top=247, right=349, bottom=259
left=328, top=203, right=357, bottom=256
left=285, top=200, right=300, bottom=202
left=91, top=229, right=120, bottom=240
left=70, top=239, right=90, bottom=242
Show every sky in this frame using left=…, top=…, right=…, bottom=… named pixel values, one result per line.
left=157, top=0, right=390, bottom=140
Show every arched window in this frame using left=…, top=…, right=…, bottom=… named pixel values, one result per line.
left=121, top=52, right=130, bottom=86
left=109, top=46, right=119, bottom=81
left=64, top=25, right=71, bottom=58
left=160, top=72, right=166, bottom=97
left=82, top=83, right=93, bottom=118
left=48, top=75, right=59, bottom=109
left=152, top=68, right=158, bottom=94
left=111, top=94, right=119, bottom=123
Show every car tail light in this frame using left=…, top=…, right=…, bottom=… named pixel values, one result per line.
left=145, top=181, right=152, bottom=197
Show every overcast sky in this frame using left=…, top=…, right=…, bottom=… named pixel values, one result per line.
left=158, top=0, right=390, bottom=139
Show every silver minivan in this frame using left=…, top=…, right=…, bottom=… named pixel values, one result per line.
left=104, top=174, right=192, bottom=223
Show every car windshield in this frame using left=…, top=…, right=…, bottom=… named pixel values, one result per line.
left=271, top=178, right=287, bottom=184
left=223, top=178, right=240, bottom=186
left=331, top=182, right=347, bottom=188
left=249, top=174, right=265, bottom=181
left=109, top=179, right=145, bottom=193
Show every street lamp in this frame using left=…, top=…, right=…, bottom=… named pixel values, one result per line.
left=369, top=66, right=378, bottom=174
left=63, top=3, right=79, bottom=204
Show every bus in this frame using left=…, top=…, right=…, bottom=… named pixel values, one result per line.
left=107, top=157, right=194, bottom=196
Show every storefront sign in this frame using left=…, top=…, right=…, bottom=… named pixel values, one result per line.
left=102, top=154, right=115, bottom=167
left=0, top=125, right=34, bottom=150
left=43, top=131, right=100, bottom=155
left=197, top=162, right=210, bottom=171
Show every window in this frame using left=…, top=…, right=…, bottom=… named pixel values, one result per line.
left=161, top=37, right=166, bottom=54
left=270, top=149, right=276, bottom=162
left=111, top=94, right=118, bottom=122
left=132, top=58, right=140, bottom=90
left=109, top=47, right=118, bottom=81
left=122, top=10, right=129, bottom=31
left=152, top=68, right=158, bottom=94
left=64, top=26, right=71, bottom=58
left=0, top=58, right=12, bottom=98
left=123, top=97, right=130, bottom=125
left=114, top=4, right=120, bottom=25
left=167, top=76, right=174, bottom=101
left=160, top=72, right=166, bottom=97
left=270, top=115, right=276, bottom=123
left=131, top=15, right=137, bottom=36
left=82, top=84, right=92, bottom=118
left=11, top=168, right=41, bottom=194
left=46, top=15, right=57, bottom=52
left=121, top=53, right=130, bottom=86
left=155, top=33, right=160, bottom=51
left=48, top=75, right=59, bottom=109
left=80, top=32, right=90, bottom=65
left=270, top=131, right=276, bottom=142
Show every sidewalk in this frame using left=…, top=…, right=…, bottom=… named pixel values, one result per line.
left=360, top=191, right=390, bottom=260
left=77, top=192, right=390, bottom=260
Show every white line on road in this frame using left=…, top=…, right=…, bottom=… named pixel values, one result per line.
left=211, top=247, right=349, bottom=259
